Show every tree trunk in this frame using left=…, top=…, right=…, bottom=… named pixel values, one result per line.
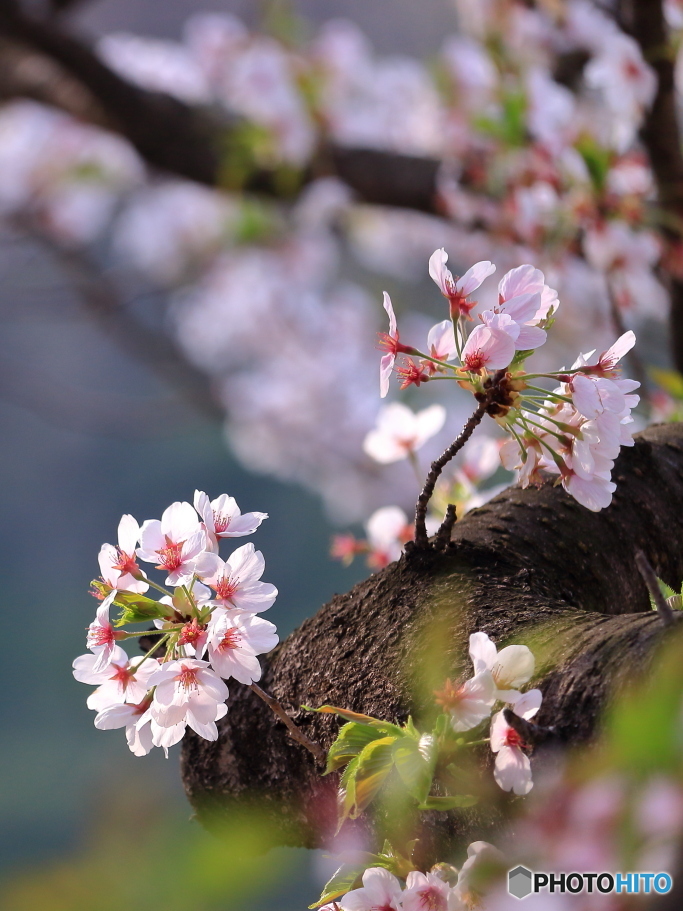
left=180, top=422, right=683, bottom=863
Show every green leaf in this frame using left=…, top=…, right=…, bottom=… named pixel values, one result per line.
left=417, top=795, right=478, bottom=811
left=392, top=734, right=437, bottom=804
left=339, top=737, right=397, bottom=825
left=325, top=723, right=385, bottom=774
left=310, top=863, right=364, bottom=908
left=304, top=704, right=403, bottom=735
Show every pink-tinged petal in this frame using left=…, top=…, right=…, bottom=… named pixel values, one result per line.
left=193, top=490, right=213, bottom=529
left=231, top=581, right=278, bottom=612
left=194, top=551, right=223, bottom=582
left=499, top=291, right=541, bottom=324
left=601, top=330, right=636, bottom=367
left=218, top=512, right=268, bottom=537
left=127, top=719, right=154, bottom=756
left=363, top=428, right=407, bottom=464
left=564, top=474, right=616, bottom=511
left=428, top=248, right=452, bottom=296
left=462, top=325, right=516, bottom=371
left=515, top=325, right=547, bottom=350
left=382, top=291, right=397, bottom=337
left=195, top=668, right=230, bottom=702
left=456, top=260, right=496, bottom=296
left=498, top=264, right=543, bottom=302
left=98, top=543, right=119, bottom=584
left=427, top=319, right=457, bottom=361
left=480, top=311, right=520, bottom=341
left=160, top=501, right=200, bottom=542
left=494, top=745, right=533, bottom=794
left=181, top=529, right=207, bottom=561
left=186, top=714, right=219, bottom=740
left=151, top=719, right=186, bottom=750
left=414, top=404, right=446, bottom=447
left=379, top=352, right=395, bottom=398
left=515, top=688, right=543, bottom=720
left=94, top=703, right=138, bottom=730
left=137, top=519, right=165, bottom=557
left=227, top=542, right=265, bottom=584
left=572, top=375, right=602, bottom=419
left=117, top=514, right=140, bottom=554
left=469, top=631, right=498, bottom=674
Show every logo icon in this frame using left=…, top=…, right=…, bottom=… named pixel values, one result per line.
left=508, top=866, right=533, bottom=899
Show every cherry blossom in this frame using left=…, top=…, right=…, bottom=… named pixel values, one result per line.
left=194, top=489, right=268, bottom=551
left=86, top=591, right=124, bottom=673
left=363, top=403, right=446, bottom=465
left=98, top=514, right=148, bottom=593
left=205, top=610, right=278, bottom=684
left=490, top=689, right=543, bottom=795
left=340, top=867, right=403, bottom=911
left=402, top=871, right=453, bottom=911
left=93, top=699, right=155, bottom=757
left=195, top=543, right=278, bottom=612
left=469, top=632, right=535, bottom=703
left=137, top=501, right=206, bottom=586
left=365, top=506, right=413, bottom=568
left=426, top=320, right=458, bottom=364
left=148, top=657, right=229, bottom=741
left=378, top=291, right=414, bottom=398
left=454, top=841, right=505, bottom=908
left=460, top=324, right=516, bottom=373
left=434, top=673, right=496, bottom=732
left=73, top=645, right=158, bottom=712
left=429, top=249, right=495, bottom=319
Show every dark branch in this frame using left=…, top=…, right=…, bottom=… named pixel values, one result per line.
left=413, top=400, right=489, bottom=549
left=635, top=549, right=678, bottom=627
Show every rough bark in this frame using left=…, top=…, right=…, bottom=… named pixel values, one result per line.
left=180, top=422, right=683, bottom=861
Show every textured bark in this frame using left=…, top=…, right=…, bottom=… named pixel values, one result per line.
left=181, top=423, right=683, bottom=860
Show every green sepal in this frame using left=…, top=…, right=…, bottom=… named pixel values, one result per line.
left=91, top=580, right=173, bottom=627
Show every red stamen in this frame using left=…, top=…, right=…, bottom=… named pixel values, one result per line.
left=179, top=619, right=205, bottom=646
left=217, top=628, right=241, bottom=652
left=176, top=664, right=200, bottom=691
left=112, top=549, right=140, bottom=577
left=215, top=575, right=238, bottom=601
left=397, top=359, right=430, bottom=389
left=155, top=541, right=183, bottom=572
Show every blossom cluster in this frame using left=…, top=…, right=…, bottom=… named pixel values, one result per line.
left=379, top=249, right=639, bottom=513
left=435, top=632, right=541, bottom=796
left=320, top=841, right=503, bottom=911
left=72, top=493, right=278, bottom=756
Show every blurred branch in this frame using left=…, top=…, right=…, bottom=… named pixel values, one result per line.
left=14, top=221, right=225, bottom=423
left=0, top=1, right=443, bottom=212
left=621, top=0, right=683, bottom=372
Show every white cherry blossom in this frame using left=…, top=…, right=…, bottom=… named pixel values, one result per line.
left=94, top=699, right=155, bottom=757
left=435, top=672, right=496, bottom=733
left=363, top=403, right=446, bottom=464
left=429, top=249, right=496, bottom=318
left=137, top=501, right=206, bottom=586
left=206, top=610, right=278, bottom=684
left=195, top=543, right=278, bottom=612
left=469, top=632, right=535, bottom=702
left=194, top=489, right=268, bottom=551
left=86, top=591, right=122, bottom=673
left=98, top=514, right=148, bottom=594
left=73, top=645, right=158, bottom=712
left=340, top=867, right=403, bottom=911
left=148, top=658, right=229, bottom=741
left=490, top=689, right=543, bottom=795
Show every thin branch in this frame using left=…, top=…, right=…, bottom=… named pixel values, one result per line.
left=434, top=504, right=457, bottom=551
left=249, top=682, right=326, bottom=763
left=635, top=549, right=677, bottom=627
left=414, top=398, right=489, bottom=549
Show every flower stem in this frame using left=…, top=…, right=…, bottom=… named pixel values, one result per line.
left=249, top=683, right=325, bottom=762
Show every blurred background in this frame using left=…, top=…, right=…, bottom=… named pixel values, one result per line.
left=1, top=0, right=682, bottom=907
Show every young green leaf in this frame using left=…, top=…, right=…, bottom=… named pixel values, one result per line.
left=392, top=733, right=437, bottom=805
left=338, top=736, right=397, bottom=825
left=325, top=722, right=385, bottom=774
left=417, top=795, right=478, bottom=811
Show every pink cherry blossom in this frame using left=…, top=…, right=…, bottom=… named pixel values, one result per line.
left=377, top=291, right=413, bottom=398
left=86, top=591, right=124, bottom=673
left=454, top=841, right=505, bottom=907
left=427, top=319, right=457, bottom=363
left=469, top=632, right=535, bottom=703
left=490, top=689, right=543, bottom=795
left=137, top=501, right=206, bottom=586
left=98, top=514, right=148, bottom=594
left=363, top=402, right=446, bottom=464
left=402, top=871, right=452, bottom=911
left=194, top=489, right=268, bottom=551
left=148, top=657, right=229, bottom=740
left=365, top=505, right=412, bottom=568
left=73, top=645, right=158, bottom=711
left=195, top=543, right=278, bottom=612
left=340, top=867, right=403, bottom=911
left=461, top=325, right=516, bottom=373
left=429, top=248, right=496, bottom=318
